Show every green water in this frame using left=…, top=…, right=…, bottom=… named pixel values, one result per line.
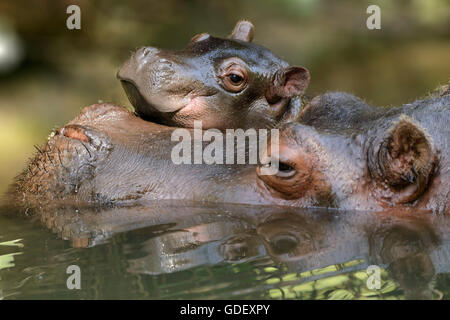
left=0, top=201, right=449, bottom=300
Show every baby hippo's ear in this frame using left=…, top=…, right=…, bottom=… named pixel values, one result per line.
left=230, top=20, right=254, bottom=42
left=266, top=66, right=310, bottom=103
left=378, top=117, right=436, bottom=204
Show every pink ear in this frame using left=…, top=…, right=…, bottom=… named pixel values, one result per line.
left=267, top=66, right=310, bottom=103
left=283, top=66, right=310, bottom=96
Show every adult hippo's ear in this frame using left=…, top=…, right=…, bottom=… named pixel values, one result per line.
left=375, top=116, right=437, bottom=204
left=230, top=20, right=254, bottom=42
left=266, top=66, right=310, bottom=104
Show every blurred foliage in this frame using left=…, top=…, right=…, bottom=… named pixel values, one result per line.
left=0, top=0, right=449, bottom=193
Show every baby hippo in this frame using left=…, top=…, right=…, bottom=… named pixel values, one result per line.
left=257, top=91, right=450, bottom=214
left=117, top=21, right=310, bottom=130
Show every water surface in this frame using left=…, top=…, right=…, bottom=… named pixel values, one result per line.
left=0, top=201, right=449, bottom=299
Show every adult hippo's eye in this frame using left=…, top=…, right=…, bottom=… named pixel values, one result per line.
left=279, top=162, right=294, bottom=172
left=229, top=73, right=243, bottom=84
left=276, top=161, right=297, bottom=178
left=259, top=159, right=296, bottom=178
left=256, top=142, right=316, bottom=200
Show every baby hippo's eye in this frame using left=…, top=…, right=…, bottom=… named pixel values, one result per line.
left=218, top=58, right=248, bottom=93
left=222, top=69, right=247, bottom=92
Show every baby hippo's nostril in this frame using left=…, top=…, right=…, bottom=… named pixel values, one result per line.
left=58, top=124, right=91, bottom=143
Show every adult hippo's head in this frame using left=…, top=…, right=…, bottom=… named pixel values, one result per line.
left=256, top=93, right=450, bottom=213
left=117, top=21, right=310, bottom=130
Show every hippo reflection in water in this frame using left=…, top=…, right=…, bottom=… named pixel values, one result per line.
left=24, top=202, right=450, bottom=299
left=9, top=89, right=450, bottom=214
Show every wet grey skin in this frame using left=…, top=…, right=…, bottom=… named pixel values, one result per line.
left=9, top=103, right=267, bottom=210
left=117, top=20, right=310, bottom=130
left=8, top=88, right=450, bottom=214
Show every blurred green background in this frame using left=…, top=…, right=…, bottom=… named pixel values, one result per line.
left=0, top=0, right=449, bottom=194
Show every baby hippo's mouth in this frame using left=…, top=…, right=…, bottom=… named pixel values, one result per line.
left=119, top=79, right=218, bottom=127
left=119, top=80, right=160, bottom=116
left=117, top=47, right=222, bottom=127
left=119, top=80, right=185, bottom=123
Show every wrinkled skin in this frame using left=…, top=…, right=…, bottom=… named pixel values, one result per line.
left=257, top=91, right=450, bottom=214
left=9, top=89, right=450, bottom=214
left=117, top=21, right=310, bottom=130
left=10, top=103, right=265, bottom=209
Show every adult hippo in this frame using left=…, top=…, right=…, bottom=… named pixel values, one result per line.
left=8, top=88, right=450, bottom=214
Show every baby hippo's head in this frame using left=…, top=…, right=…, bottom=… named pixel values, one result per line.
left=117, top=21, right=310, bottom=130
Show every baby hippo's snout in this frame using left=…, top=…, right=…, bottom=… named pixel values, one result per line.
left=118, top=45, right=193, bottom=119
